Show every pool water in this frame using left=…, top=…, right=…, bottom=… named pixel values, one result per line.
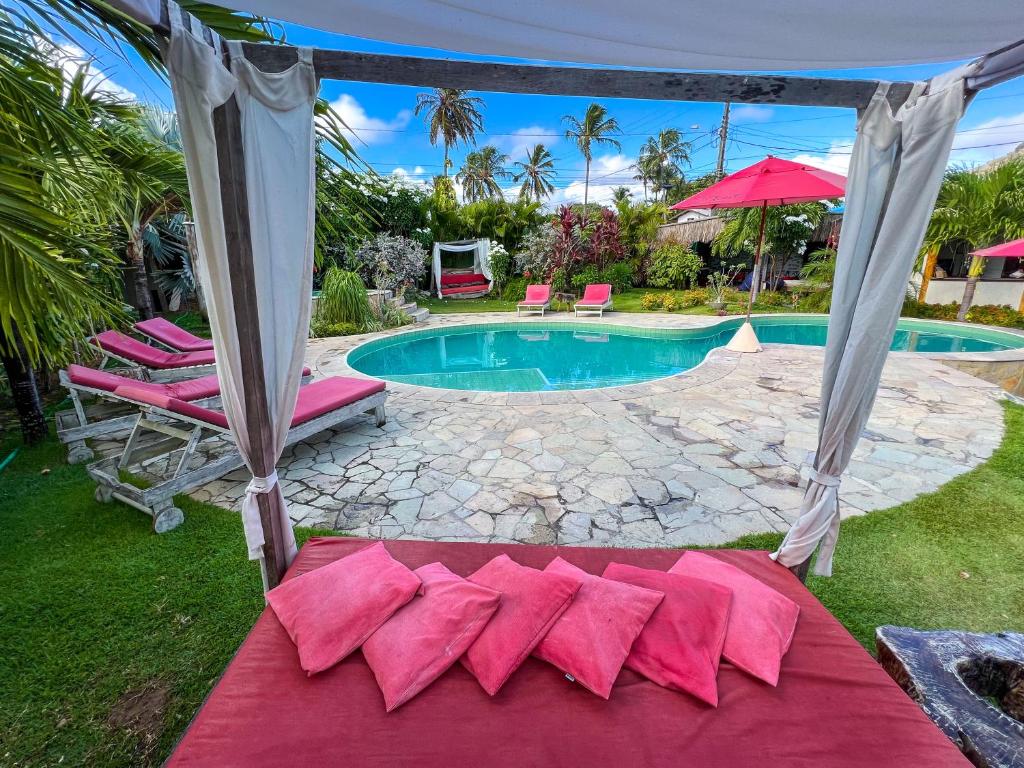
left=347, top=316, right=1024, bottom=392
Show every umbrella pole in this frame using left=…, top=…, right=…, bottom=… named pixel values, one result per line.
left=746, top=201, right=768, bottom=322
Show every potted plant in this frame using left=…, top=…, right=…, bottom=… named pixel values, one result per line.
left=707, top=266, right=739, bottom=311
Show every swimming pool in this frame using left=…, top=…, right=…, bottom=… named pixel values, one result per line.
left=346, top=316, right=1024, bottom=392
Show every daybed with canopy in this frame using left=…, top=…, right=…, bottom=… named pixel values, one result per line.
left=99, top=0, right=1023, bottom=761
left=431, top=238, right=492, bottom=298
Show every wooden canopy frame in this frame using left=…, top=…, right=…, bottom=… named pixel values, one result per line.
left=149, top=0, right=1021, bottom=587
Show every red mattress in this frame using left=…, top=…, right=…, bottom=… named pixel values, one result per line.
left=167, top=538, right=968, bottom=767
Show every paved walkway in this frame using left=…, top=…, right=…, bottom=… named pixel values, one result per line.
left=189, top=313, right=1006, bottom=548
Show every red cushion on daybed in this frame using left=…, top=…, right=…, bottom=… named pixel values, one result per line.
left=440, top=284, right=489, bottom=296
left=291, top=376, right=384, bottom=425
left=92, top=330, right=215, bottom=368
left=602, top=562, right=733, bottom=706
left=363, top=562, right=501, bottom=712
left=135, top=317, right=215, bottom=352
left=440, top=272, right=488, bottom=287
left=533, top=557, right=663, bottom=698
left=267, top=542, right=421, bottom=676
left=461, top=554, right=582, bottom=695
left=166, top=539, right=972, bottom=768
left=670, top=552, right=800, bottom=686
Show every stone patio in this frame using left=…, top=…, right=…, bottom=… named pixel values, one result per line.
left=187, top=313, right=1006, bottom=548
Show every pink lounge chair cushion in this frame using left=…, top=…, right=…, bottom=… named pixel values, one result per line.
left=576, top=284, right=612, bottom=306
left=602, top=562, right=733, bottom=706
left=268, top=542, right=422, bottom=676
left=135, top=317, right=214, bottom=352
left=669, top=552, right=800, bottom=686
left=532, top=557, right=663, bottom=699
left=363, top=562, right=501, bottom=712
left=92, top=330, right=215, bottom=369
left=114, top=385, right=230, bottom=429
left=67, top=364, right=223, bottom=402
left=519, top=285, right=551, bottom=305
left=461, top=554, right=583, bottom=695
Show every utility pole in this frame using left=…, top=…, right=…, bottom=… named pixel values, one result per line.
left=715, top=102, right=730, bottom=178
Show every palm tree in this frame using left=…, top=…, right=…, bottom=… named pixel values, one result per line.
left=611, top=187, right=632, bottom=205
left=922, top=160, right=1024, bottom=320
left=512, top=144, right=556, bottom=202
left=562, top=103, right=622, bottom=209
left=414, top=88, right=485, bottom=177
left=639, top=129, right=692, bottom=201
left=457, top=146, right=510, bottom=202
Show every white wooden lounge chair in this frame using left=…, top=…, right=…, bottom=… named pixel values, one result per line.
left=89, top=330, right=216, bottom=382
left=574, top=284, right=613, bottom=317
left=517, top=284, right=552, bottom=317
left=85, top=376, right=387, bottom=532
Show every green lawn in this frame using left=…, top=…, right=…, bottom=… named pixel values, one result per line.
left=2, top=403, right=1023, bottom=766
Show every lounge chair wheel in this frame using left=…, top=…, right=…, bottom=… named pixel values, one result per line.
left=153, top=505, right=185, bottom=533
left=67, top=443, right=95, bottom=465
left=95, top=484, right=113, bottom=503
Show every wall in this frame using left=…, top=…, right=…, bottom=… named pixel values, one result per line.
left=924, top=279, right=1024, bottom=308
left=941, top=358, right=1024, bottom=395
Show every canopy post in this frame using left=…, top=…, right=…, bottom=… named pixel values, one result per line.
left=211, top=90, right=289, bottom=589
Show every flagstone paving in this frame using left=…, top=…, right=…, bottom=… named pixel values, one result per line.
left=180, top=313, right=1009, bottom=548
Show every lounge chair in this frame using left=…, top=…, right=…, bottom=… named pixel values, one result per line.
left=89, top=330, right=215, bottom=382
left=86, top=376, right=387, bottom=533
left=517, top=284, right=552, bottom=317
left=55, top=363, right=310, bottom=464
left=135, top=317, right=214, bottom=352
left=574, top=284, right=613, bottom=317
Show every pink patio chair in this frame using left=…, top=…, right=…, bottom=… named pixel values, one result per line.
left=89, top=330, right=215, bottom=382
left=574, top=284, right=613, bottom=318
left=135, top=317, right=214, bottom=352
left=517, top=284, right=552, bottom=317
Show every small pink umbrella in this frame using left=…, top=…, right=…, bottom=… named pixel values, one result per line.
left=970, top=238, right=1024, bottom=258
left=672, top=157, right=846, bottom=344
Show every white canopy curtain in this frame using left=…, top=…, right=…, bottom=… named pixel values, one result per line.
left=771, top=72, right=971, bottom=576
left=432, top=239, right=491, bottom=297
left=162, top=6, right=317, bottom=574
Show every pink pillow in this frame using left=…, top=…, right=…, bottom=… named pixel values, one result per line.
left=363, top=562, right=501, bottom=712
left=601, top=562, right=732, bottom=706
left=461, top=554, right=583, bottom=695
left=533, top=557, right=663, bottom=699
left=669, top=552, right=800, bottom=686
left=267, top=542, right=421, bottom=676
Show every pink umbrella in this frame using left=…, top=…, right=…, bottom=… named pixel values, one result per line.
left=970, top=238, right=1024, bottom=258
left=672, top=156, right=846, bottom=332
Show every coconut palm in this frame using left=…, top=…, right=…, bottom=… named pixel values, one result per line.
left=457, top=146, right=510, bottom=203
left=414, top=88, right=485, bottom=177
left=611, top=186, right=633, bottom=205
left=922, top=160, right=1024, bottom=320
left=512, top=144, right=556, bottom=202
left=639, top=129, right=692, bottom=201
left=562, top=103, right=622, bottom=209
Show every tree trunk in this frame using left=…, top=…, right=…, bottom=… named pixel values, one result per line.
left=128, top=228, right=156, bottom=320
left=0, top=325, right=48, bottom=445
left=183, top=222, right=210, bottom=321
left=957, top=276, right=979, bottom=321
left=583, top=157, right=590, bottom=210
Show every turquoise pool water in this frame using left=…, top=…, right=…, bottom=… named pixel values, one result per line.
left=347, top=316, right=1024, bottom=392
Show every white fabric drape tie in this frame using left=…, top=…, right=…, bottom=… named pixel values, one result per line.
left=242, top=471, right=280, bottom=559
left=806, top=468, right=841, bottom=488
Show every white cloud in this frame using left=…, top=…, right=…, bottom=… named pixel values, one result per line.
left=790, top=140, right=855, bottom=176
left=731, top=105, right=775, bottom=123
left=327, top=93, right=411, bottom=146
left=950, top=112, right=1024, bottom=166
left=496, top=126, right=559, bottom=165
left=38, top=39, right=136, bottom=102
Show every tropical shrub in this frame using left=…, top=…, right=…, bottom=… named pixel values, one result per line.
left=640, top=293, right=662, bottom=311
left=501, top=277, right=528, bottom=302
left=679, top=287, right=711, bottom=307
left=516, top=223, right=559, bottom=279
left=797, top=247, right=836, bottom=312
left=487, top=241, right=513, bottom=290
left=661, top=294, right=679, bottom=311
left=549, top=266, right=571, bottom=294
left=570, top=265, right=601, bottom=293
left=753, top=290, right=791, bottom=309
left=900, top=298, right=958, bottom=321
left=309, top=319, right=361, bottom=338
left=352, top=233, right=428, bottom=297
left=648, top=243, right=703, bottom=289
left=367, top=298, right=412, bottom=332
left=965, top=304, right=1024, bottom=329
left=601, top=262, right=635, bottom=293
left=314, top=267, right=372, bottom=330
left=589, top=208, right=626, bottom=271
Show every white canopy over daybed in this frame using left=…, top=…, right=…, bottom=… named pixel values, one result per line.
left=432, top=239, right=492, bottom=298
left=111, top=0, right=1024, bottom=587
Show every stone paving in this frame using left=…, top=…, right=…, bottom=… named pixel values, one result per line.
left=184, top=313, right=1007, bottom=548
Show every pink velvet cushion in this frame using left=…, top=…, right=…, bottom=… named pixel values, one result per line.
left=135, top=317, right=214, bottom=352
left=363, top=562, right=501, bottom=711
left=112, top=386, right=230, bottom=429
left=602, top=562, right=733, bottom=706
left=291, top=376, right=385, bottom=425
left=67, top=364, right=167, bottom=396
left=461, top=554, right=582, bottom=695
left=578, top=283, right=612, bottom=305
left=92, top=330, right=215, bottom=368
left=267, top=542, right=421, bottom=676
left=669, top=552, right=800, bottom=686
left=520, top=284, right=551, bottom=304
left=533, top=557, right=663, bottom=699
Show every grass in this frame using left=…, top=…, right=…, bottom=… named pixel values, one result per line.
left=2, top=403, right=1023, bottom=765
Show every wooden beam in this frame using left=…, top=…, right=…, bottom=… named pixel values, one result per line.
left=239, top=45, right=913, bottom=110
left=211, top=90, right=289, bottom=589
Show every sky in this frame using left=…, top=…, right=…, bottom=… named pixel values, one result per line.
left=61, top=17, right=1024, bottom=207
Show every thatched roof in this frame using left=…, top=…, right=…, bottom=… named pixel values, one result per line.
left=657, top=212, right=842, bottom=246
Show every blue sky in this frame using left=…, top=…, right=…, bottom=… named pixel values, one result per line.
left=68, top=19, right=1024, bottom=206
